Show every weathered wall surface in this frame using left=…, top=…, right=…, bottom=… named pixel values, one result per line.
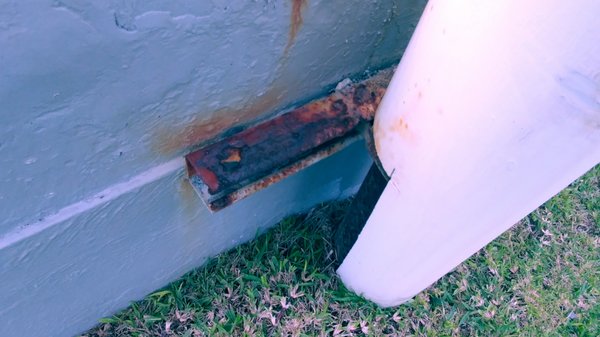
left=0, top=1, right=426, bottom=336
left=0, top=142, right=373, bottom=337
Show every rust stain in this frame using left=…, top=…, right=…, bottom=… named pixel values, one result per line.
left=285, top=0, right=308, bottom=55
left=390, top=117, right=409, bottom=132
left=185, top=69, right=394, bottom=211
left=179, top=177, right=199, bottom=218
left=157, top=67, right=392, bottom=158
left=389, top=115, right=418, bottom=144
left=178, top=177, right=205, bottom=253
left=154, top=6, right=303, bottom=157
left=155, top=86, right=285, bottom=155
left=186, top=94, right=361, bottom=195
left=220, top=147, right=242, bottom=163
left=207, top=137, right=355, bottom=212
left=196, top=166, right=220, bottom=192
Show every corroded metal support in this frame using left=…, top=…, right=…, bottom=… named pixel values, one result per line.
left=185, top=68, right=393, bottom=211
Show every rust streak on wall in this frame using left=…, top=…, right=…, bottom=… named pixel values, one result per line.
left=155, top=1, right=314, bottom=157
left=154, top=86, right=286, bottom=156
left=285, top=0, right=308, bottom=56
left=178, top=177, right=199, bottom=218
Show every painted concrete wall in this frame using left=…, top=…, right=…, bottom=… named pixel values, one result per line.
left=0, top=1, right=426, bottom=336
left=1, top=142, right=373, bottom=337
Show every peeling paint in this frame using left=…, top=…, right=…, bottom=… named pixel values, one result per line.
left=155, top=0, right=310, bottom=156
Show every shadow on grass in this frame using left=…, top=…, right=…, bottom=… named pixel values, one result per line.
left=84, top=166, right=599, bottom=337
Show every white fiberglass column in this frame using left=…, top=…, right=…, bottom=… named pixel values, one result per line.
left=338, top=0, right=600, bottom=307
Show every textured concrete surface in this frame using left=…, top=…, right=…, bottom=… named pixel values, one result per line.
left=0, top=0, right=426, bottom=335
left=0, top=140, right=372, bottom=337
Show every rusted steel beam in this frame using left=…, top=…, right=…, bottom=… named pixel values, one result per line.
left=185, top=67, right=393, bottom=211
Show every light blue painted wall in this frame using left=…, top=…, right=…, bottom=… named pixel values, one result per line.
left=0, top=141, right=373, bottom=337
left=0, top=1, right=426, bottom=336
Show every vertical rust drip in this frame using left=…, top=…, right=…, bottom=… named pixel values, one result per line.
left=185, top=68, right=394, bottom=211
left=285, top=0, right=308, bottom=55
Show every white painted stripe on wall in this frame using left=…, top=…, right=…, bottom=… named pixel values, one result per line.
left=0, top=158, right=184, bottom=250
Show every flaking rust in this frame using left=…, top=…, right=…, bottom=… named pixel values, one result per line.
left=185, top=67, right=393, bottom=211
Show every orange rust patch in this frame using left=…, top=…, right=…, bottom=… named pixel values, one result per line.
left=179, top=177, right=199, bottom=217
left=285, top=0, right=308, bottom=55
left=184, top=68, right=394, bottom=211
left=154, top=86, right=285, bottom=155
left=155, top=68, right=393, bottom=157
left=388, top=115, right=418, bottom=144
left=196, top=166, right=220, bottom=192
left=185, top=92, right=362, bottom=195
left=391, top=117, right=409, bottom=132
left=220, top=148, right=242, bottom=164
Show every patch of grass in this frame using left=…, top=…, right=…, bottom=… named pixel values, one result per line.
left=83, top=166, right=599, bottom=336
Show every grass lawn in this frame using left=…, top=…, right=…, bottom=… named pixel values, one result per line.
left=83, top=166, right=599, bottom=337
